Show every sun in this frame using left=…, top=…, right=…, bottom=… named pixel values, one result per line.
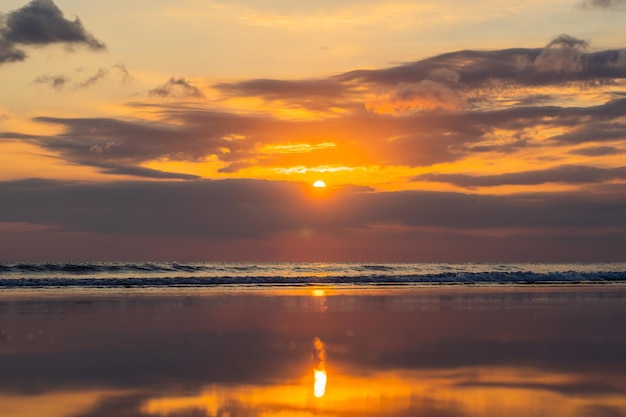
left=313, top=180, right=326, bottom=188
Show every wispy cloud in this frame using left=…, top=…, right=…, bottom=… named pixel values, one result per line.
left=150, top=77, right=205, bottom=99
left=33, top=74, right=71, bottom=89
left=579, top=0, right=626, bottom=10
left=415, top=165, right=626, bottom=188
left=31, top=64, right=134, bottom=90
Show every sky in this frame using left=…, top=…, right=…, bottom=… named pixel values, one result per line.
left=1, top=0, right=625, bottom=262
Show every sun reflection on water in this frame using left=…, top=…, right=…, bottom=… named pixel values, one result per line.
left=313, top=369, right=327, bottom=398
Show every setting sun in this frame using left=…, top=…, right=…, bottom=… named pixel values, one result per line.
left=313, top=180, right=327, bottom=188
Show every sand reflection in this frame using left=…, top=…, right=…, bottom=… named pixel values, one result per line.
left=137, top=367, right=626, bottom=416
left=312, top=336, right=327, bottom=398
left=1, top=287, right=626, bottom=417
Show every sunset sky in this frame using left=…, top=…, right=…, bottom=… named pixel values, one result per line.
left=1, top=0, right=625, bottom=261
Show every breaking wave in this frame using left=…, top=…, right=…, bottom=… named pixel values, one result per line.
left=0, top=262, right=625, bottom=288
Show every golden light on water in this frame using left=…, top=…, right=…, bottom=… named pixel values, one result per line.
left=312, top=336, right=327, bottom=398
left=313, top=369, right=327, bottom=398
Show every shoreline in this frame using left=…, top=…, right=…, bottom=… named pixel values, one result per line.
left=2, top=279, right=626, bottom=416
left=2, top=281, right=626, bottom=300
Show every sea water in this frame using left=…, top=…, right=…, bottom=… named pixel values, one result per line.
left=0, top=261, right=625, bottom=287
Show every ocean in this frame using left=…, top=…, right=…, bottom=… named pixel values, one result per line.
left=2, top=262, right=626, bottom=416
left=1, top=261, right=625, bottom=288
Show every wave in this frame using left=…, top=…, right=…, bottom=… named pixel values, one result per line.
left=0, top=271, right=625, bottom=288
left=0, top=262, right=251, bottom=275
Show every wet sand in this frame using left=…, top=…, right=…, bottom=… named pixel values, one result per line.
left=1, top=285, right=626, bottom=417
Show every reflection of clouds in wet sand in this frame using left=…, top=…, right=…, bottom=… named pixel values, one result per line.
left=1, top=288, right=626, bottom=417
left=48, top=367, right=621, bottom=417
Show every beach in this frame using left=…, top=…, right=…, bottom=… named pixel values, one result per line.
left=1, top=284, right=625, bottom=417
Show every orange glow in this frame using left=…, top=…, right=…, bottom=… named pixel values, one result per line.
left=0, top=389, right=132, bottom=417
left=313, top=180, right=326, bottom=188
left=313, top=369, right=327, bottom=398
left=138, top=366, right=626, bottom=417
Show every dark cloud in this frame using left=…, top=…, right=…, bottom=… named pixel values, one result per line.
left=31, top=64, right=134, bottom=91
left=2, top=0, right=104, bottom=48
left=579, top=0, right=626, bottom=9
left=569, top=146, right=623, bottom=156
left=534, top=34, right=589, bottom=74
left=150, top=77, right=205, bottom=99
left=464, top=138, right=529, bottom=153
left=511, top=94, right=555, bottom=106
left=0, top=95, right=624, bottom=177
left=76, top=68, right=108, bottom=88
left=2, top=35, right=626, bottom=180
left=216, top=78, right=350, bottom=99
left=415, top=165, right=626, bottom=187
left=0, top=179, right=307, bottom=238
left=206, top=35, right=626, bottom=118
left=0, top=39, right=26, bottom=63
left=70, top=393, right=155, bottom=417
left=33, top=74, right=69, bottom=89
left=0, top=0, right=105, bottom=65
left=0, top=131, right=40, bottom=139
left=19, top=112, right=268, bottom=176
left=207, top=34, right=626, bottom=113
left=0, top=179, right=624, bottom=241
left=549, top=121, right=626, bottom=144
left=215, top=78, right=359, bottom=111
left=100, top=165, right=200, bottom=180
left=338, top=37, right=625, bottom=88
left=575, top=404, right=626, bottom=417
left=366, top=78, right=465, bottom=114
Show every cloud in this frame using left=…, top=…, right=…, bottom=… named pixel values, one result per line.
left=0, top=40, right=26, bottom=63
left=76, top=68, right=108, bottom=89
left=569, top=146, right=623, bottom=156
left=0, top=179, right=309, bottom=239
left=33, top=74, right=70, bottom=89
left=338, top=38, right=625, bottom=89
left=415, top=165, right=626, bottom=187
left=208, top=35, right=625, bottom=118
left=549, top=121, right=626, bottom=144
left=215, top=78, right=358, bottom=111
left=216, top=78, right=350, bottom=100
left=31, top=64, right=134, bottom=90
left=1, top=0, right=104, bottom=48
left=367, top=81, right=465, bottom=115
left=20, top=112, right=264, bottom=173
left=3, top=35, right=626, bottom=179
left=534, top=34, right=589, bottom=74
left=150, top=77, right=205, bottom=99
left=99, top=165, right=200, bottom=180
left=579, top=0, right=626, bottom=9
left=0, top=0, right=105, bottom=65
left=112, top=63, right=133, bottom=84
left=574, top=404, right=626, bottom=417
left=0, top=179, right=625, bottom=241
left=70, top=393, right=155, bottom=417
left=0, top=94, right=624, bottom=177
